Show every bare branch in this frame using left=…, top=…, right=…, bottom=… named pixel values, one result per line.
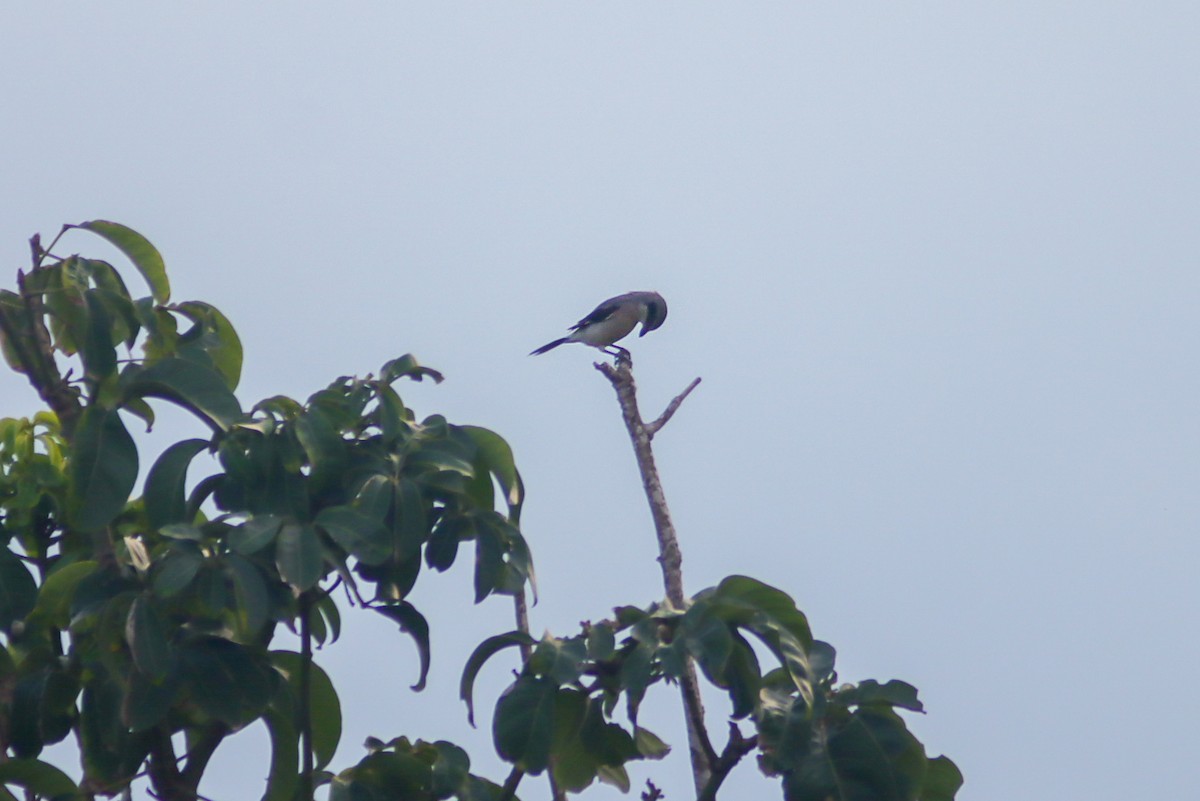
left=595, top=355, right=714, bottom=794
left=646, top=376, right=702, bottom=438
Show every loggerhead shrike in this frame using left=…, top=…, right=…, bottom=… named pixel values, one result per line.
left=530, top=291, right=668, bottom=357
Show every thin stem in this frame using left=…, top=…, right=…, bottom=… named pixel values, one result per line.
left=594, top=356, right=712, bottom=795
left=299, top=591, right=315, bottom=801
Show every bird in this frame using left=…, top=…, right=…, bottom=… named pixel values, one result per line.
left=530, top=291, right=668, bottom=358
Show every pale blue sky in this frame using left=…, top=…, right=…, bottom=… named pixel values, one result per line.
left=3, top=4, right=1199, bottom=800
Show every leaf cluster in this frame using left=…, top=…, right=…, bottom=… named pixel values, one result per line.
left=0, top=223, right=532, bottom=801
left=0, top=222, right=960, bottom=801
left=463, top=576, right=962, bottom=800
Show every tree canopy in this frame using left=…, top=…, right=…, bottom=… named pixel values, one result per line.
left=0, top=223, right=961, bottom=801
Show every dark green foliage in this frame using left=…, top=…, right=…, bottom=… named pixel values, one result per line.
left=0, top=223, right=958, bottom=801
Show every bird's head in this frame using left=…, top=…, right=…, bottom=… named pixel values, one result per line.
left=637, top=291, right=668, bottom=336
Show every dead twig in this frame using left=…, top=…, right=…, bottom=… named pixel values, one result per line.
left=595, top=355, right=712, bottom=794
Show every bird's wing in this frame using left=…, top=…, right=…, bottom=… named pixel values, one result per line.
left=569, top=296, right=625, bottom=331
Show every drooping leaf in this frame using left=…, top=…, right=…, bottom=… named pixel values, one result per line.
left=76, top=220, right=170, bottom=303
left=125, top=595, right=172, bottom=681
left=67, top=405, right=138, bottom=531
left=179, top=636, right=275, bottom=727
left=0, top=548, right=37, bottom=629
left=634, top=727, right=671, bottom=760
left=271, top=650, right=343, bottom=771
left=261, top=705, right=300, bottom=801
left=460, top=631, right=536, bottom=726
left=224, top=554, right=270, bottom=635
left=710, top=575, right=813, bottom=649
left=80, top=290, right=117, bottom=382
left=457, top=425, right=523, bottom=510
left=122, top=357, right=242, bottom=431
left=143, top=438, right=208, bottom=528
left=380, top=354, right=444, bottom=384
left=316, top=505, right=390, bottom=566
left=276, top=522, right=323, bottom=591
left=174, top=300, right=243, bottom=390
left=0, top=759, right=80, bottom=800
left=549, top=689, right=595, bottom=793
left=79, top=674, right=130, bottom=786
left=373, top=603, right=431, bottom=691
left=493, top=676, right=557, bottom=774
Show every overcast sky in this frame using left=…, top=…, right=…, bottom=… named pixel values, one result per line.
left=3, top=4, right=1199, bottom=800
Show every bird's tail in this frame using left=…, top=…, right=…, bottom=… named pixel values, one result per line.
left=530, top=338, right=569, bottom=355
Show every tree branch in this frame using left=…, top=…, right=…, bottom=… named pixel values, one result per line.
left=594, top=355, right=712, bottom=794
left=696, top=724, right=758, bottom=801
left=646, top=377, right=701, bottom=438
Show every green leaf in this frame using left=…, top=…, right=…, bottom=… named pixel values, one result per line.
left=224, top=554, right=270, bottom=634
left=143, top=438, right=208, bottom=528
left=80, top=290, right=117, bottom=382
left=457, top=425, right=523, bottom=511
left=705, top=577, right=814, bottom=701
left=787, top=708, right=926, bottom=801
left=840, top=679, right=924, bottom=713
left=725, top=631, right=763, bottom=719
left=296, top=408, right=345, bottom=498
left=261, top=705, right=301, bottom=801
left=473, top=516, right=505, bottom=603
left=332, top=751, right=432, bottom=800
left=425, top=514, right=468, bottom=572
left=276, top=522, right=322, bottom=591
left=920, top=756, right=964, bottom=801
left=316, top=505, right=391, bottom=566
left=76, top=220, right=170, bottom=303
left=0, top=548, right=37, bottom=629
left=528, top=635, right=587, bottom=685
left=381, top=354, right=444, bottom=384
left=123, top=357, right=243, bottom=431
left=180, top=636, right=275, bottom=727
left=11, top=668, right=78, bottom=757
left=711, top=575, right=813, bottom=649
left=373, top=603, right=431, bottom=691
left=460, top=631, right=536, bottom=726
left=152, top=543, right=204, bottom=597
left=123, top=668, right=178, bottom=731
left=174, top=301, right=243, bottom=390
left=549, top=689, right=595, bottom=793
left=596, top=765, right=631, bottom=793
left=80, top=675, right=131, bottom=785
left=634, top=727, right=671, bottom=760
left=757, top=688, right=813, bottom=774
left=125, top=595, right=171, bottom=681
left=428, top=741, right=470, bottom=797
left=680, top=598, right=734, bottom=684
left=493, top=676, right=557, bottom=774
left=30, top=560, right=97, bottom=627
left=68, top=405, right=138, bottom=531
left=0, top=759, right=80, bottom=800
left=270, top=651, right=343, bottom=771
left=231, top=514, right=284, bottom=554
